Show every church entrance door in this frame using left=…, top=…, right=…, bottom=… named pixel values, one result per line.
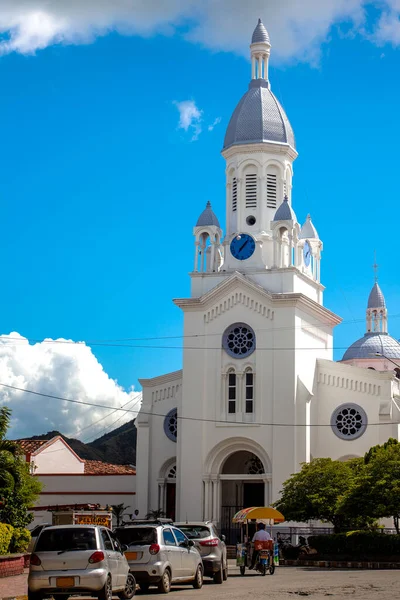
left=166, top=483, right=176, bottom=521
left=243, top=482, right=264, bottom=507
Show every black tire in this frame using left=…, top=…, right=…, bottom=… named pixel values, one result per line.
left=240, top=565, right=246, bottom=576
left=140, top=583, right=150, bottom=594
left=158, top=570, right=171, bottom=594
left=193, top=565, right=203, bottom=589
left=28, top=593, right=43, bottom=600
left=118, top=573, right=136, bottom=599
left=223, top=563, right=228, bottom=581
left=98, top=575, right=113, bottom=600
left=269, top=564, right=275, bottom=575
left=213, top=563, right=223, bottom=584
left=261, top=563, right=267, bottom=576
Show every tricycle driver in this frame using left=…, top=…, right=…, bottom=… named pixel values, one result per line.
left=249, top=522, right=272, bottom=569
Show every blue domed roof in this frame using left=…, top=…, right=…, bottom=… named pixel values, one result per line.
left=342, top=332, right=400, bottom=361
left=223, top=79, right=295, bottom=151
left=251, top=19, right=270, bottom=45
left=196, top=201, right=220, bottom=228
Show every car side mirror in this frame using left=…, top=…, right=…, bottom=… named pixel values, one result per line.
left=188, top=540, right=195, bottom=547
left=221, top=535, right=226, bottom=542
left=120, top=544, right=128, bottom=553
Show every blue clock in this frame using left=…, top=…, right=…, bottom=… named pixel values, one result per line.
left=303, top=241, right=311, bottom=267
left=230, top=233, right=256, bottom=260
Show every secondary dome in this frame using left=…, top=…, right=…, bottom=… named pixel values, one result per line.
left=223, top=79, right=295, bottom=150
left=368, top=282, right=385, bottom=309
left=252, top=18, right=270, bottom=44
left=342, top=332, right=400, bottom=361
left=196, top=201, right=220, bottom=228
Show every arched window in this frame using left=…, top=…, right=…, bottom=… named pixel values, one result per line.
left=227, top=369, right=237, bottom=414
left=395, top=368, right=400, bottom=379
left=245, top=368, right=254, bottom=413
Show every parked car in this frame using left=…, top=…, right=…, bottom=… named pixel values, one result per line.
left=28, top=524, right=136, bottom=600
left=28, top=523, right=50, bottom=554
left=114, top=521, right=203, bottom=593
left=174, top=522, right=227, bottom=583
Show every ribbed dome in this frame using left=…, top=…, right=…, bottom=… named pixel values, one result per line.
left=273, top=197, right=297, bottom=222
left=196, top=201, right=220, bottom=228
left=223, top=79, right=295, bottom=151
left=300, top=215, right=319, bottom=239
left=367, top=283, right=386, bottom=309
left=342, top=333, right=400, bottom=361
left=251, top=19, right=270, bottom=44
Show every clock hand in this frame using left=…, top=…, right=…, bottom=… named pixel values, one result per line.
left=239, top=239, right=249, bottom=252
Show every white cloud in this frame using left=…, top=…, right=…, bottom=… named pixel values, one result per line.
left=0, top=332, right=141, bottom=441
left=208, top=117, right=222, bottom=132
left=1, top=1, right=400, bottom=62
left=174, top=100, right=203, bottom=141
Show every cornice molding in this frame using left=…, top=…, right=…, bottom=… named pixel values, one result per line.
left=222, top=142, right=298, bottom=162
left=139, top=369, right=183, bottom=388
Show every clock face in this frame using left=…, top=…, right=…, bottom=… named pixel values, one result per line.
left=230, top=233, right=256, bottom=261
left=303, top=241, right=311, bottom=267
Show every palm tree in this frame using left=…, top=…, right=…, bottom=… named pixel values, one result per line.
left=146, top=508, right=166, bottom=520
left=111, top=503, right=130, bottom=527
left=0, top=407, right=19, bottom=489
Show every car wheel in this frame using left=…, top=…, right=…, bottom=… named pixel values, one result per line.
left=223, top=563, right=228, bottom=581
left=98, top=575, right=113, bottom=600
left=118, top=573, right=136, bottom=599
left=213, top=563, right=223, bottom=584
left=157, top=569, right=171, bottom=594
left=193, top=565, right=203, bottom=589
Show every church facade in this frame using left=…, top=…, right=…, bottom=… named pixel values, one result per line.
left=136, top=20, right=400, bottom=536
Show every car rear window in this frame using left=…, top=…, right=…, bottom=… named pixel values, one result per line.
left=35, top=528, right=97, bottom=552
left=177, top=525, right=211, bottom=539
left=115, top=527, right=157, bottom=546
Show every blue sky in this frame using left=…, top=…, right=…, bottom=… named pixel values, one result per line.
left=1, top=1, right=400, bottom=438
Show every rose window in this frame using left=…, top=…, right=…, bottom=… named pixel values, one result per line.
left=331, top=404, right=367, bottom=440
left=222, top=323, right=256, bottom=359
left=164, top=408, right=178, bottom=442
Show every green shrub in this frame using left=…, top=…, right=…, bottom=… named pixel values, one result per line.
left=10, top=527, right=31, bottom=553
left=308, top=533, right=400, bottom=557
left=0, top=523, right=14, bottom=555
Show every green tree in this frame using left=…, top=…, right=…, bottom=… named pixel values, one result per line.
left=340, top=440, right=400, bottom=533
left=111, top=503, right=130, bottom=527
left=274, top=457, right=366, bottom=532
left=0, top=407, right=42, bottom=528
left=146, top=508, right=166, bottom=520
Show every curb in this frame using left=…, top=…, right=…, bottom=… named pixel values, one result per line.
left=280, top=559, right=400, bottom=569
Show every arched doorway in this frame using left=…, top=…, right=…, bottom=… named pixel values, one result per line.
left=158, top=460, right=176, bottom=521
left=220, top=450, right=267, bottom=543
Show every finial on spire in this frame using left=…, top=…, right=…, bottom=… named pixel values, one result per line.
left=373, top=250, right=379, bottom=283
left=206, top=200, right=211, bottom=208
left=283, top=194, right=288, bottom=202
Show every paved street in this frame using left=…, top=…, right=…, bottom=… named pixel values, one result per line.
left=2, top=563, right=400, bottom=600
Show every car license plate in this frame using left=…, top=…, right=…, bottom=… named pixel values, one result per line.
left=56, top=577, right=74, bottom=587
left=260, top=551, right=269, bottom=559
left=125, top=551, right=138, bottom=560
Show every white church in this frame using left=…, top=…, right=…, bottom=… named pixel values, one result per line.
left=136, top=19, right=400, bottom=538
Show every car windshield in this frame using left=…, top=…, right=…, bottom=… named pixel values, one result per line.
left=35, top=528, right=97, bottom=552
left=115, top=527, right=157, bottom=546
left=177, top=526, right=211, bottom=539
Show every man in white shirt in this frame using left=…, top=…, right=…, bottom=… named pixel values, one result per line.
left=250, top=523, right=272, bottom=569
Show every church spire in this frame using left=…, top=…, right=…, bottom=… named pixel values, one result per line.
left=366, top=258, right=387, bottom=333
left=250, top=18, right=271, bottom=84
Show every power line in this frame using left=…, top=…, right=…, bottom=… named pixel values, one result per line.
left=3, top=382, right=398, bottom=428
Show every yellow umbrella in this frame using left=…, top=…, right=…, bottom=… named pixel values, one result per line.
left=232, top=506, right=285, bottom=523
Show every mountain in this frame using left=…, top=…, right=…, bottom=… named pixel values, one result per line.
left=22, top=419, right=137, bottom=466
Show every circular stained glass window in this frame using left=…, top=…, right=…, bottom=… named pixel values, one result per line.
left=164, top=408, right=177, bottom=442
left=331, top=404, right=367, bottom=440
left=222, top=323, right=256, bottom=359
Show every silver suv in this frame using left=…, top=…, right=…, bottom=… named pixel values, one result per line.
left=114, top=523, right=203, bottom=593
left=175, top=522, right=227, bottom=583
left=28, top=525, right=135, bottom=600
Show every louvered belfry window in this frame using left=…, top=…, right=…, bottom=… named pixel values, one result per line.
left=245, top=173, right=257, bottom=208
left=267, top=173, right=277, bottom=208
left=232, top=177, right=237, bottom=212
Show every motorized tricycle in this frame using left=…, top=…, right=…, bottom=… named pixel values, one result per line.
left=233, top=506, right=284, bottom=576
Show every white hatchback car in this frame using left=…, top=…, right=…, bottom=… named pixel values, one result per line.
left=28, top=524, right=135, bottom=600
